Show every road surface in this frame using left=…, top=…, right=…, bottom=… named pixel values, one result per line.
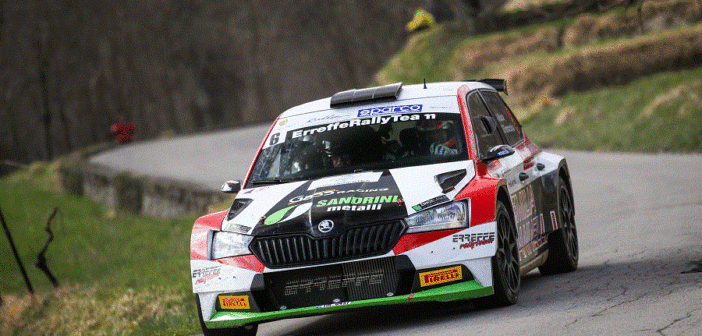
left=91, top=125, right=702, bottom=335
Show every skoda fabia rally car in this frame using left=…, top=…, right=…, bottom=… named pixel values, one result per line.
left=190, top=80, right=578, bottom=335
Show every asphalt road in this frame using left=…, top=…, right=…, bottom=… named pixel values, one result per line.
left=91, top=126, right=702, bottom=336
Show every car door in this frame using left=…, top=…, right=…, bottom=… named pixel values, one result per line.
left=466, top=90, right=539, bottom=262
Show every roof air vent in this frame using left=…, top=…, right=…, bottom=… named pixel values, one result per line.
left=330, top=82, right=403, bottom=107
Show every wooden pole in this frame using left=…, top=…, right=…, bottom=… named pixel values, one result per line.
left=0, top=205, right=34, bottom=294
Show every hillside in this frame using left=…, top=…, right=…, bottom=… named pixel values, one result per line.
left=374, top=0, right=702, bottom=152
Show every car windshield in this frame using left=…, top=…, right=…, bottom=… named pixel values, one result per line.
left=248, top=112, right=468, bottom=186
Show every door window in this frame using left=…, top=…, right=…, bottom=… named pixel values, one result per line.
left=467, top=92, right=502, bottom=159
left=480, top=91, right=523, bottom=146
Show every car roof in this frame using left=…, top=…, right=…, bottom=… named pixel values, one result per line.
left=279, top=81, right=498, bottom=118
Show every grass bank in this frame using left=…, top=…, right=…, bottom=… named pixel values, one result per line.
left=521, top=66, right=702, bottom=152
left=0, top=162, right=206, bottom=335
left=374, top=0, right=702, bottom=153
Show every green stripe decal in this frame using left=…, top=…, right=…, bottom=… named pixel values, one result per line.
left=206, top=280, right=493, bottom=329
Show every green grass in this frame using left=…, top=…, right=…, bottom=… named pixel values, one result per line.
left=373, top=23, right=471, bottom=86
left=522, top=67, right=702, bottom=152
left=0, top=162, right=202, bottom=335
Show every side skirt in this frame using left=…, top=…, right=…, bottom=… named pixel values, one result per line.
left=519, top=251, right=548, bottom=276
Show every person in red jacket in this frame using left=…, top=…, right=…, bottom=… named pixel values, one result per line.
left=111, top=116, right=135, bottom=144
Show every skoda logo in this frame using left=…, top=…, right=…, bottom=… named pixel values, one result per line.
left=318, top=220, right=334, bottom=233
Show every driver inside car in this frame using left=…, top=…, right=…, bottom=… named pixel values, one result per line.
left=417, top=120, right=459, bottom=156
left=322, top=126, right=383, bottom=168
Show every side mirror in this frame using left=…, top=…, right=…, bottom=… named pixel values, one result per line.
left=483, top=145, right=515, bottom=162
left=480, top=115, right=498, bottom=134
left=221, top=180, right=241, bottom=194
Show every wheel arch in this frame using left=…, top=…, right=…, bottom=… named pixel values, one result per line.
left=557, top=160, right=574, bottom=215
left=456, top=175, right=508, bottom=226
left=496, top=185, right=513, bottom=219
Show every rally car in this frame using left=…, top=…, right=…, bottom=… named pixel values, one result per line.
left=190, top=80, right=579, bottom=336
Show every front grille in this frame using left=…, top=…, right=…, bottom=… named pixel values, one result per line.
left=263, top=257, right=401, bottom=310
left=250, top=221, right=406, bottom=268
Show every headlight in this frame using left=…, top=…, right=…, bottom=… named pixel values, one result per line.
left=211, top=231, right=253, bottom=259
left=405, top=201, right=468, bottom=233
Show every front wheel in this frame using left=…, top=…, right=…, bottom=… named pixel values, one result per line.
left=474, top=200, right=520, bottom=308
left=196, top=295, right=258, bottom=336
left=539, top=178, right=579, bottom=275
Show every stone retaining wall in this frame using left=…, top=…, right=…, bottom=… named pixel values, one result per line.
left=59, top=144, right=227, bottom=219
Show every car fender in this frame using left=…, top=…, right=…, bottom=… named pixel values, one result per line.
left=191, top=210, right=227, bottom=260
left=455, top=167, right=509, bottom=227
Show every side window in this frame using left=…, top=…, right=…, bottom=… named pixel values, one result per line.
left=467, top=92, right=502, bottom=158
left=480, top=91, right=523, bottom=146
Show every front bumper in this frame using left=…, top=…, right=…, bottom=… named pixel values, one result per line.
left=204, top=280, right=492, bottom=329
left=193, top=222, right=497, bottom=328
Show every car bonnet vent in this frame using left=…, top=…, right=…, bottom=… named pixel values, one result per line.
left=330, top=82, right=403, bottom=107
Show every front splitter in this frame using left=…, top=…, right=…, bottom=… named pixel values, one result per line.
left=205, top=280, right=493, bottom=329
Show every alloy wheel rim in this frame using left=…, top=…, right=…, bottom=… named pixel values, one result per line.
left=498, top=211, right=520, bottom=293
left=560, top=186, right=578, bottom=261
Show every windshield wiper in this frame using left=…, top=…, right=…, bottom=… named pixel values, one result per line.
left=251, top=178, right=285, bottom=185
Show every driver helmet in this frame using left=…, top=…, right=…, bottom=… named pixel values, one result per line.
left=417, top=119, right=456, bottom=148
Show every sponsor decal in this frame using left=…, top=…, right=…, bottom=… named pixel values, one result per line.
left=532, top=236, right=547, bottom=250
left=318, top=219, right=334, bottom=233
left=219, top=295, right=250, bottom=310
left=263, top=202, right=313, bottom=225
left=192, top=266, right=221, bottom=284
left=452, top=232, right=496, bottom=249
left=419, top=266, right=463, bottom=287
left=316, top=195, right=399, bottom=207
left=291, top=113, right=435, bottom=140
left=326, top=204, right=382, bottom=212
left=512, top=185, right=539, bottom=249
left=539, top=214, right=545, bottom=235
left=308, top=172, right=382, bottom=190
left=316, top=301, right=352, bottom=309
left=316, top=195, right=399, bottom=212
left=264, top=204, right=298, bottom=225
left=278, top=118, right=288, bottom=127
left=289, top=188, right=389, bottom=204
left=412, top=194, right=449, bottom=212
left=284, top=269, right=384, bottom=296
left=550, top=211, right=558, bottom=230
left=357, top=104, right=423, bottom=118
left=305, top=113, right=349, bottom=124
left=512, top=185, right=535, bottom=224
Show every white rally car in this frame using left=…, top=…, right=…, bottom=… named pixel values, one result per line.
left=190, top=80, right=579, bottom=335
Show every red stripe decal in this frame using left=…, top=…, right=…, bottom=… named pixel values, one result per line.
left=540, top=214, right=545, bottom=234
left=393, top=229, right=463, bottom=255
left=218, top=255, right=265, bottom=273
left=550, top=211, right=558, bottom=230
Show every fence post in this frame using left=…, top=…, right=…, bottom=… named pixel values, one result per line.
left=0, top=204, right=34, bottom=294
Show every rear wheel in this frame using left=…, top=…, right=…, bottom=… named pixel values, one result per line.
left=539, top=178, right=578, bottom=275
left=474, top=200, right=520, bottom=308
left=196, top=295, right=258, bottom=336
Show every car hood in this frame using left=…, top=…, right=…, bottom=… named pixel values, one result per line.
left=222, top=160, right=475, bottom=237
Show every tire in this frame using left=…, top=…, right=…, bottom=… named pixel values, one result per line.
left=539, top=178, right=579, bottom=275
left=474, top=200, right=520, bottom=308
left=196, top=295, right=258, bottom=336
